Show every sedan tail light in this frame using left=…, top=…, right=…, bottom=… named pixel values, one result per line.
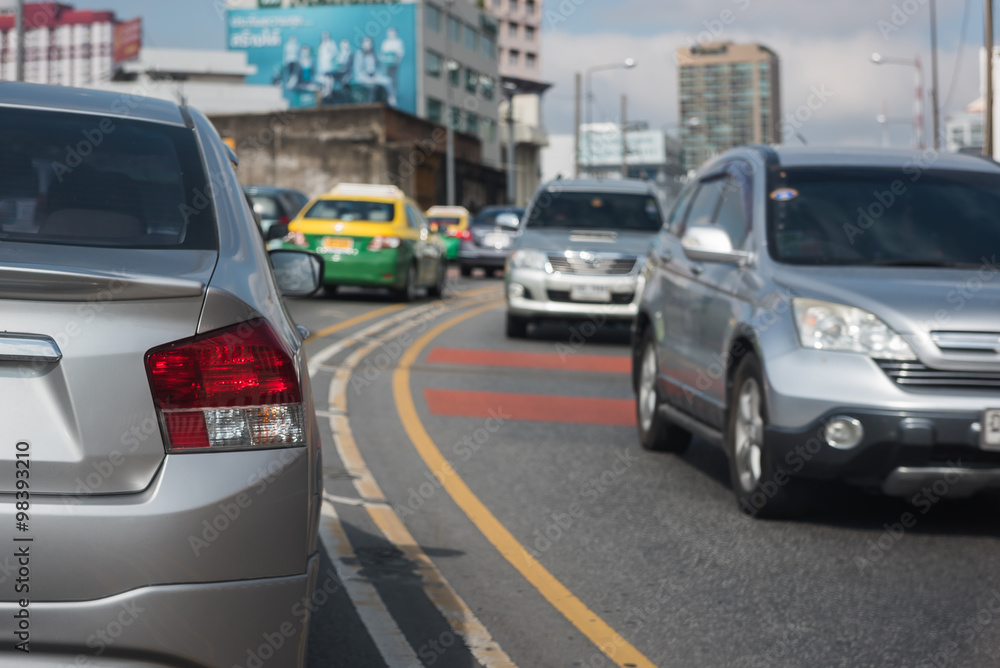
left=367, top=236, right=402, bottom=251
left=145, top=322, right=305, bottom=451
left=284, top=231, right=308, bottom=247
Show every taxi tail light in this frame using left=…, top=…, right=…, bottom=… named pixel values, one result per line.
left=145, top=322, right=305, bottom=452
left=368, top=236, right=402, bottom=251
left=284, top=231, right=308, bottom=247
left=457, top=230, right=472, bottom=241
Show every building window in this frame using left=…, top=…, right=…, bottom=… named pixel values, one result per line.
left=449, top=106, right=462, bottom=130
left=508, top=49, right=519, bottom=65
left=509, top=0, right=518, bottom=13
left=493, top=0, right=501, bottom=6
left=425, top=50, right=443, bottom=78
left=427, top=98, right=443, bottom=124
left=448, top=61, right=461, bottom=87
left=526, top=0, right=535, bottom=14
left=481, top=118, right=497, bottom=143
left=466, top=112, right=479, bottom=135
left=466, top=68, right=479, bottom=94
left=425, top=4, right=442, bottom=32
left=480, top=74, right=495, bottom=100
left=525, top=52, right=536, bottom=68
left=525, top=25, right=535, bottom=41
left=448, top=16, right=461, bottom=42
left=482, top=34, right=496, bottom=59
left=508, top=21, right=518, bottom=38
left=464, top=24, right=478, bottom=51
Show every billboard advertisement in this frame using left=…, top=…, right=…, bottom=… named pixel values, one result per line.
left=227, top=4, right=417, bottom=113
left=113, top=18, right=142, bottom=64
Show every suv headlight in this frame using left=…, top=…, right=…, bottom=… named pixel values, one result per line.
left=509, top=249, right=550, bottom=271
left=792, top=298, right=916, bottom=360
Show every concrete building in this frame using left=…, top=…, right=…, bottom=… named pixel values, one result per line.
left=0, top=1, right=140, bottom=85
left=210, top=104, right=505, bottom=209
left=89, top=47, right=288, bottom=115
left=485, top=0, right=550, bottom=205
left=676, top=41, right=781, bottom=172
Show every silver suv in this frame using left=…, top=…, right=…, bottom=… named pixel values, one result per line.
left=505, top=179, right=663, bottom=337
left=634, top=146, right=1000, bottom=517
left=0, top=83, right=323, bottom=665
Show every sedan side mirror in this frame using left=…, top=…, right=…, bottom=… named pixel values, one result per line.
left=269, top=250, right=324, bottom=297
left=681, top=225, right=751, bottom=266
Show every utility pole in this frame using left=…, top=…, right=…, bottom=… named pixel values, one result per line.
left=506, top=88, right=516, bottom=203
left=620, top=94, right=628, bottom=179
left=930, top=0, right=941, bottom=149
left=15, top=0, right=25, bottom=82
left=444, top=0, right=456, bottom=204
left=987, top=0, right=995, bottom=158
left=573, top=72, right=581, bottom=177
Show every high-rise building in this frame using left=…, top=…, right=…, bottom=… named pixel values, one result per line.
left=484, top=0, right=550, bottom=204
left=0, top=2, right=140, bottom=86
left=676, top=41, right=780, bottom=172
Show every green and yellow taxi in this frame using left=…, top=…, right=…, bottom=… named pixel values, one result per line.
left=284, top=183, right=447, bottom=300
left=424, top=205, right=471, bottom=261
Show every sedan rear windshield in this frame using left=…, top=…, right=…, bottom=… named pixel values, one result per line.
left=304, top=199, right=395, bottom=223
left=0, top=106, right=216, bottom=249
left=768, top=167, right=1000, bottom=266
left=472, top=208, right=523, bottom=227
left=525, top=192, right=662, bottom=231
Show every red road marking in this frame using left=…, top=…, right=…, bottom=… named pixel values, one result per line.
left=424, top=389, right=636, bottom=426
left=425, top=347, right=630, bottom=374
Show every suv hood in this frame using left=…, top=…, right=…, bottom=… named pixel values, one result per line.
left=772, top=263, right=1000, bottom=335
left=519, top=228, right=656, bottom=256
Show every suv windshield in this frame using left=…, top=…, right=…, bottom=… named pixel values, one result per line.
left=768, top=167, right=1000, bottom=266
left=0, top=106, right=216, bottom=249
left=304, top=199, right=395, bottom=223
left=526, top=191, right=662, bottom=231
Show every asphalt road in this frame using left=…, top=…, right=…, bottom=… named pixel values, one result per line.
left=286, top=274, right=1000, bottom=668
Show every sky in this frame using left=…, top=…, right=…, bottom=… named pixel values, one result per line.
left=71, top=0, right=986, bottom=149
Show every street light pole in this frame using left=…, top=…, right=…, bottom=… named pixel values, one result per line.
left=504, top=83, right=517, bottom=204
left=986, top=0, right=995, bottom=158
left=15, top=0, right=25, bottom=82
left=582, top=58, right=635, bottom=174
left=871, top=52, right=926, bottom=149
left=444, top=0, right=456, bottom=205
left=573, top=72, right=581, bottom=177
left=620, top=94, right=628, bottom=179
left=930, top=0, right=941, bottom=149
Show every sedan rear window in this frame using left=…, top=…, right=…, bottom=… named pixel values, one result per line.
left=250, top=195, right=281, bottom=219
left=304, top=199, right=396, bottom=223
left=526, top=192, right=662, bottom=231
left=0, top=106, right=216, bottom=249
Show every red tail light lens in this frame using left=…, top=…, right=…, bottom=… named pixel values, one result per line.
left=284, top=231, right=308, bottom=247
left=146, top=322, right=304, bottom=451
left=458, top=230, right=472, bottom=241
left=278, top=215, right=291, bottom=226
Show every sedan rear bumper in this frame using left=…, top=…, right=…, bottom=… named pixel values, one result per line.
left=0, top=555, right=320, bottom=668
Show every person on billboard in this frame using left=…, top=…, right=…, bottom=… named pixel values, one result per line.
left=379, top=27, right=405, bottom=107
left=318, top=31, right=338, bottom=99
left=298, top=44, right=314, bottom=87
left=352, top=36, right=390, bottom=104
left=333, top=38, right=354, bottom=91
left=282, top=34, right=301, bottom=89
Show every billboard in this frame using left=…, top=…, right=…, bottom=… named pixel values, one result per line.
left=113, top=18, right=142, bottom=64
left=227, top=4, right=417, bottom=113
left=580, top=127, right=667, bottom=167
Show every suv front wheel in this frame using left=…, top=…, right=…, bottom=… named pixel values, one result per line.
left=727, top=354, right=811, bottom=518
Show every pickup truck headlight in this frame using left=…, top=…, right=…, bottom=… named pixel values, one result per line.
left=509, top=249, right=550, bottom=271
left=792, top=298, right=916, bottom=360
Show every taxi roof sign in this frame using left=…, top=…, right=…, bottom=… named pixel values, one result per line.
left=330, top=183, right=404, bottom=198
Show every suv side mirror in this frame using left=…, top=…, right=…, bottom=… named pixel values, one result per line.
left=269, top=250, right=324, bottom=297
left=681, top=225, right=751, bottom=266
left=496, top=212, right=520, bottom=229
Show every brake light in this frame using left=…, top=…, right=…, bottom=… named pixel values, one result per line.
left=285, top=231, right=308, bottom=247
left=278, top=215, right=290, bottom=226
left=458, top=230, right=472, bottom=241
left=145, top=322, right=304, bottom=451
left=367, top=236, right=402, bottom=251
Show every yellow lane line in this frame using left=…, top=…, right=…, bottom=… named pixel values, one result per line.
left=305, top=302, right=406, bottom=342
left=392, top=300, right=657, bottom=668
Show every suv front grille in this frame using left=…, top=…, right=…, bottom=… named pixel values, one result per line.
left=548, top=254, right=637, bottom=275
left=876, top=360, right=1000, bottom=391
